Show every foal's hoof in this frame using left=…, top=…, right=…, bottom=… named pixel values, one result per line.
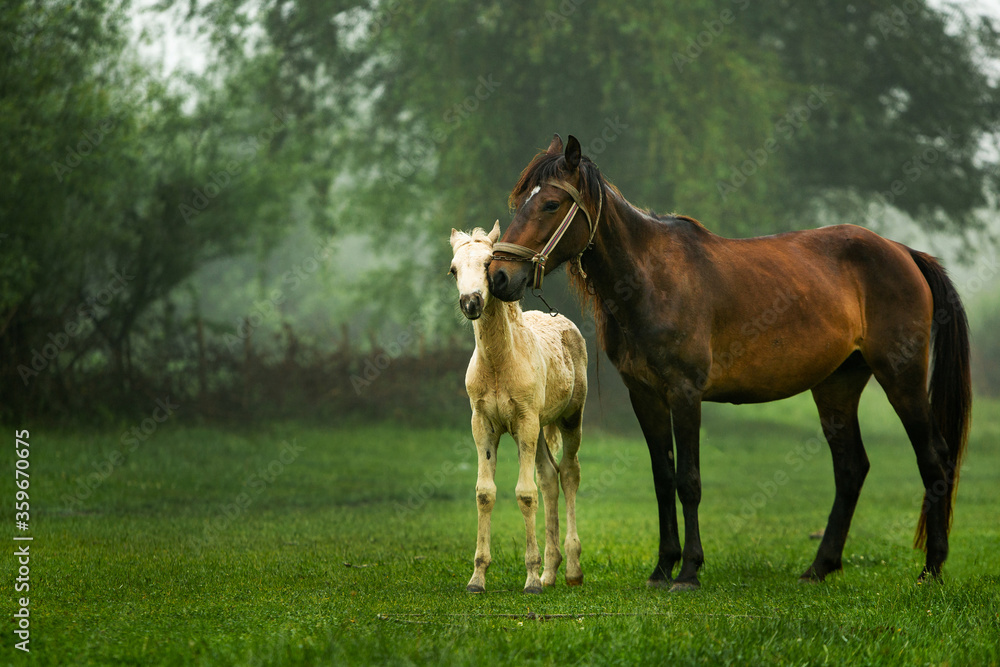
left=646, top=578, right=671, bottom=589
left=668, top=580, right=700, bottom=592
left=523, top=584, right=543, bottom=594
left=566, top=575, right=583, bottom=587
left=466, top=584, right=485, bottom=593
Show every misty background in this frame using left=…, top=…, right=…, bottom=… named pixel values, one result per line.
left=3, top=0, right=1000, bottom=430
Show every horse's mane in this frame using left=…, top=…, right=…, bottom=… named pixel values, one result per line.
left=509, top=149, right=706, bottom=349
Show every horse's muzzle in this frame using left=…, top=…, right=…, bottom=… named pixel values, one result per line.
left=460, top=292, right=484, bottom=320
left=487, top=263, right=527, bottom=302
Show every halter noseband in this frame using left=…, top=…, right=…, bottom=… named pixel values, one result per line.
left=492, top=179, right=603, bottom=296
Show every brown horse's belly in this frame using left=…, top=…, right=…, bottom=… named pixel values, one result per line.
left=701, top=336, right=857, bottom=405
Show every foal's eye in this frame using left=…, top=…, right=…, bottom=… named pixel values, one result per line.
left=448, top=266, right=456, bottom=277
left=542, top=200, right=560, bottom=212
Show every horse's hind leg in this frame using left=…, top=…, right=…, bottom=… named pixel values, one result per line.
left=537, top=425, right=563, bottom=587
left=801, top=356, right=872, bottom=582
left=870, top=357, right=951, bottom=579
left=558, top=410, right=584, bottom=586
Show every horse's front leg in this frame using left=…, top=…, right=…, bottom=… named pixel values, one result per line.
left=628, top=387, right=681, bottom=587
left=467, top=411, right=500, bottom=593
left=514, top=414, right=543, bottom=593
left=669, top=389, right=704, bottom=591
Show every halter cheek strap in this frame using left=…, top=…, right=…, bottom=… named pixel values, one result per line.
left=492, top=179, right=603, bottom=295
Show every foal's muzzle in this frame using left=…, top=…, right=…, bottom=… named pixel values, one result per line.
left=460, top=292, right=485, bottom=319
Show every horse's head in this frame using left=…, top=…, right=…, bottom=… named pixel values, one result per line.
left=449, top=221, right=501, bottom=320
left=488, top=134, right=602, bottom=302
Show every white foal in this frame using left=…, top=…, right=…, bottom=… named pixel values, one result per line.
left=449, top=221, right=588, bottom=594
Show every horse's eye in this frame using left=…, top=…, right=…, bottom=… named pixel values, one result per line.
left=448, top=266, right=456, bottom=277
left=543, top=200, right=560, bottom=212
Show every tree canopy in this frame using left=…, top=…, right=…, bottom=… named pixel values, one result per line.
left=3, top=0, right=999, bottom=421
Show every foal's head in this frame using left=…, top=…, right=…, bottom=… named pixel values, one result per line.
left=449, top=221, right=501, bottom=320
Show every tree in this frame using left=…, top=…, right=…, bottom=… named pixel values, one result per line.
left=0, top=0, right=329, bottom=420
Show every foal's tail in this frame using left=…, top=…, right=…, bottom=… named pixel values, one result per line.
left=908, top=250, right=972, bottom=551
left=542, top=425, right=563, bottom=466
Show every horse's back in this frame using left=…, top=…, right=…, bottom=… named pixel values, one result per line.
left=694, top=224, right=932, bottom=402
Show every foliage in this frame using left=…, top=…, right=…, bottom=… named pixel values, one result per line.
left=8, top=391, right=1000, bottom=664
left=0, top=0, right=330, bottom=421
left=2, top=0, right=999, bottom=423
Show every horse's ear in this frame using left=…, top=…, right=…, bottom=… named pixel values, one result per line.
left=565, top=135, right=582, bottom=171
left=450, top=228, right=463, bottom=248
left=488, top=220, right=501, bottom=244
left=546, top=133, right=563, bottom=154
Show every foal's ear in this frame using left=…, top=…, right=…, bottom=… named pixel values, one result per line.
left=488, top=220, right=501, bottom=244
left=450, top=227, right=464, bottom=248
left=546, top=133, right=564, bottom=154
left=565, top=135, right=582, bottom=171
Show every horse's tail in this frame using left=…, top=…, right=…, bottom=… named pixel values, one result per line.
left=542, top=425, right=562, bottom=467
left=908, top=250, right=972, bottom=551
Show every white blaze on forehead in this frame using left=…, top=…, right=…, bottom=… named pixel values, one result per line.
left=525, top=185, right=541, bottom=203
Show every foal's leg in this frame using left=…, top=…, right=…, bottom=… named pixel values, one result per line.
left=801, top=360, right=872, bottom=582
left=514, top=414, right=543, bottom=593
left=558, top=410, right=584, bottom=586
left=537, top=425, right=563, bottom=587
left=467, top=412, right=501, bottom=593
left=669, top=390, right=704, bottom=591
left=628, top=388, right=682, bottom=587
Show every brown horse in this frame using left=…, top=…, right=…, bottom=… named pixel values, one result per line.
left=488, top=134, right=971, bottom=591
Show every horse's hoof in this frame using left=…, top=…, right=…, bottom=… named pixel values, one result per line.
left=466, top=584, right=485, bottom=593
left=917, top=567, right=943, bottom=584
left=566, top=576, right=583, bottom=587
left=799, top=566, right=826, bottom=583
left=669, top=581, right=700, bottom=592
left=523, top=585, right=543, bottom=594
left=646, top=578, right=671, bottom=589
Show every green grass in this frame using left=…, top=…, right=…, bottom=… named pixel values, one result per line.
left=3, top=388, right=999, bottom=665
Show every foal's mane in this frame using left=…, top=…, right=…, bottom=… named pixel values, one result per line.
left=508, top=149, right=705, bottom=347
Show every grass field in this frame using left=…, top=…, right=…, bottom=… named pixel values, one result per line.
left=3, top=388, right=999, bottom=665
